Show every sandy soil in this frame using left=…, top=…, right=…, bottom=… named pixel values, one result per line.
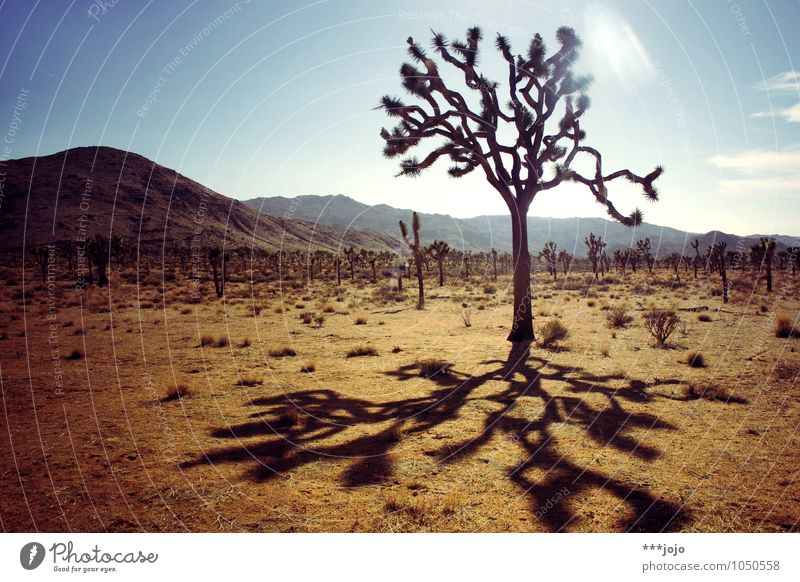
left=1, top=265, right=798, bottom=532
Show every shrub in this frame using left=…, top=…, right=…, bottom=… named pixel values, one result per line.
left=300, top=311, right=314, bottom=324
left=199, top=334, right=214, bottom=347
left=269, top=346, right=297, bottom=358
left=538, top=320, right=569, bottom=349
left=355, top=316, right=368, bottom=325
left=697, top=314, right=712, bottom=322
left=239, top=338, right=252, bottom=348
left=605, top=305, right=634, bottom=329
left=775, top=314, right=798, bottom=338
left=418, top=359, right=454, bottom=378
left=213, top=336, right=229, bottom=348
left=483, top=284, right=496, bottom=294
left=314, top=315, right=325, bottom=327
left=392, top=346, right=403, bottom=353
left=685, top=350, right=706, bottom=368
left=163, top=384, right=192, bottom=402
left=322, top=304, right=336, bottom=313
left=346, top=345, right=378, bottom=358
left=66, top=349, right=83, bottom=360
left=643, top=309, right=680, bottom=346
left=300, top=360, right=316, bottom=373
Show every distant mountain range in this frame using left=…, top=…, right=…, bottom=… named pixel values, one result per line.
left=244, top=194, right=799, bottom=256
left=1, top=147, right=795, bottom=260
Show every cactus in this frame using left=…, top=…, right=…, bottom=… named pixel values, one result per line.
left=400, top=212, right=425, bottom=309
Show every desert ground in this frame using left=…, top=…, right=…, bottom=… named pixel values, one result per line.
left=1, top=262, right=798, bottom=532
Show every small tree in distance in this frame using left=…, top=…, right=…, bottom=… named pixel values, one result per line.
left=378, top=26, right=663, bottom=345
left=400, top=212, right=425, bottom=309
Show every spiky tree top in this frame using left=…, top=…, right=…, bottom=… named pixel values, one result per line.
left=378, top=26, right=662, bottom=225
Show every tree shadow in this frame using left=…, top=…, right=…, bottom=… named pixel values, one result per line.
left=180, top=345, right=746, bottom=531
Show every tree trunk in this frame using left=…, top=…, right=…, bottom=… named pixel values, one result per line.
left=414, top=251, right=424, bottom=309
left=438, top=259, right=444, bottom=287
left=767, top=263, right=773, bottom=292
left=507, top=209, right=534, bottom=344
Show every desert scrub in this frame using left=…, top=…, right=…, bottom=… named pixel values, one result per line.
left=538, top=320, right=569, bottom=349
left=300, top=360, right=316, bottom=373
left=643, top=308, right=680, bottom=347
left=354, top=316, right=368, bottom=325
left=605, top=305, right=633, bottom=329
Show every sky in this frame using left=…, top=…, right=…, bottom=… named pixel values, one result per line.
left=1, top=0, right=799, bottom=236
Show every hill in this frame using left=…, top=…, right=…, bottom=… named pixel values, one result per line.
left=0, top=147, right=398, bottom=253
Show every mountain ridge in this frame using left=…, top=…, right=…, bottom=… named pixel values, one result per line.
left=244, top=193, right=799, bottom=255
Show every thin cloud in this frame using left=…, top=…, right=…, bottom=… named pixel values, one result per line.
left=752, top=102, right=800, bottom=123
left=755, top=70, right=800, bottom=93
left=710, top=149, right=800, bottom=199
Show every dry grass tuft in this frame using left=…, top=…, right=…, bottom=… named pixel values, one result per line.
left=346, top=345, right=378, bottom=358
left=237, top=376, right=262, bottom=387
left=300, top=360, right=316, bottom=373
left=775, top=313, right=798, bottom=338
left=417, top=359, right=454, bottom=378
left=269, top=346, right=297, bottom=358
left=65, top=349, right=84, bottom=360
left=683, top=381, right=730, bottom=402
left=685, top=350, right=706, bottom=368
left=163, top=384, right=193, bottom=402
left=354, top=316, right=368, bottom=325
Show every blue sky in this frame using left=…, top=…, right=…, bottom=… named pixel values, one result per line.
left=1, top=0, right=799, bottom=235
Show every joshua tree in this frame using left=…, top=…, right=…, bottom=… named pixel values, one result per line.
left=378, top=26, right=662, bottom=345
left=751, top=237, right=776, bottom=292
left=206, top=246, right=228, bottom=298
left=334, top=255, right=342, bottom=289
left=28, top=244, right=51, bottom=282
left=491, top=247, right=498, bottom=281
left=690, top=238, right=700, bottom=279
left=710, top=242, right=728, bottom=303
left=343, top=246, right=359, bottom=281
left=788, top=246, right=800, bottom=275
left=636, top=238, right=654, bottom=273
left=85, top=234, right=110, bottom=287
left=426, top=239, right=450, bottom=286
left=400, top=212, right=425, bottom=309
left=558, top=250, right=572, bottom=275
left=585, top=233, right=605, bottom=279
left=539, top=241, right=558, bottom=280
